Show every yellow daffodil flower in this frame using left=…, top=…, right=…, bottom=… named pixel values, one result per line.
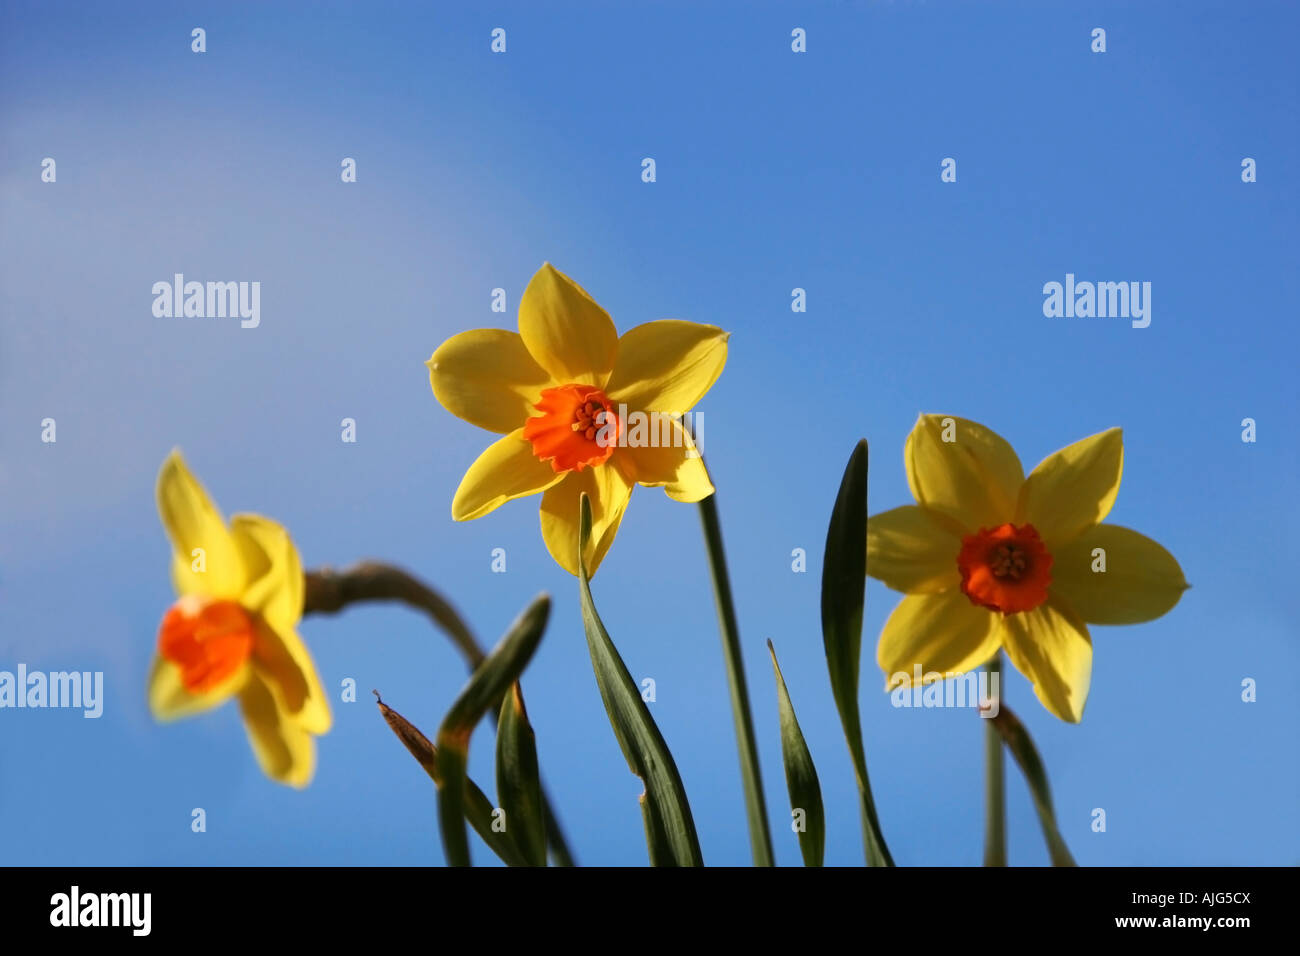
left=868, top=415, right=1187, bottom=722
left=148, top=451, right=331, bottom=787
left=427, top=263, right=728, bottom=575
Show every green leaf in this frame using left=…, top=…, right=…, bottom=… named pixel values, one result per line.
left=495, top=682, right=547, bottom=867
left=821, top=439, right=894, bottom=866
left=434, top=594, right=550, bottom=867
left=696, top=491, right=775, bottom=866
left=988, top=704, right=1077, bottom=867
left=578, top=494, right=703, bottom=866
left=374, top=692, right=528, bottom=867
left=767, top=640, right=825, bottom=867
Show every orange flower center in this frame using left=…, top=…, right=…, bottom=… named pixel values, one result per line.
left=157, top=595, right=256, bottom=693
left=522, top=384, right=621, bottom=474
left=957, top=523, right=1053, bottom=614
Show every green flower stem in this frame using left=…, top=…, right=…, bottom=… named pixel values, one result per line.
left=303, top=561, right=576, bottom=867
left=983, top=652, right=1006, bottom=867
left=697, top=493, right=775, bottom=867
left=303, top=562, right=484, bottom=666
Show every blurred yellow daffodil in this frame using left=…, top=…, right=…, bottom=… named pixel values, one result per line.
left=427, top=263, right=728, bottom=575
left=868, top=415, right=1187, bottom=722
left=148, top=451, right=331, bottom=787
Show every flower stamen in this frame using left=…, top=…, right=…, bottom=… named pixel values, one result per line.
left=524, top=384, right=621, bottom=473
left=957, top=523, right=1052, bottom=614
left=988, top=542, right=1028, bottom=579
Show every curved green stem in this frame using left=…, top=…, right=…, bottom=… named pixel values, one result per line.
left=697, top=494, right=774, bottom=867
left=302, top=561, right=576, bottom=867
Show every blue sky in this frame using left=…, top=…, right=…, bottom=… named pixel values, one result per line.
left=1, top=0, right=1296, bottom=866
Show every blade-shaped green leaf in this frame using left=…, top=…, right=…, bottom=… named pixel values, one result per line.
left=768, top=640, right=825, bottom=867
left=639, top=793, right=676, bottom=866
left=374, top=692, right=528, bottom=867
left=696, top=491, right=774, bottom=866
left=822, top=439, right=893, bottom=866
left=988, top=704, right=1077, bottom=867
left=435, top=594, right=550, bottom=867
left=495, top=682, right=547, bottom=866
left=577, top=494, right=703, bottom=866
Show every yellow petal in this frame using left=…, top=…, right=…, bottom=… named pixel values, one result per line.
left=427, top=329, right=552, bottom=433
left=1049, top=524, right=1188, bottom=625
left=876, top=590, right=1001, bottom=687
left=615, top=419, right=714, bottom=502
left=904, top=415, right=1024, bottom=533
left=518, top=263, right=618, bottom=386
left=1000, top=598, right=1092, bottom=723
left=239, top=668, right=317, bottom=788
left=867, top=506, right=962, bottom=594
left=452, top=429, right=566, bottom=521
left=1016, top=427, right=1123, bottom=547
left=229, top=514, right=303, bottom=631
left=147, top=654, right=248, bottom=722
left=248, top=618, right=332, bottom=735
left=157, top=450, right=244, bottom=597
left=605, top=320, right=729, bottom=414
left=539, top=463, right=634, bottom=576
